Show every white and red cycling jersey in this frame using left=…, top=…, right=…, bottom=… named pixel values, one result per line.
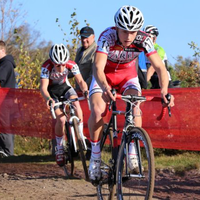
left=90, top=26, right=157, bottom=95
left=40, top=59, right=80, bottom=87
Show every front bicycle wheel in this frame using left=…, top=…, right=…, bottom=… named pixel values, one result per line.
left=97, top=124, right=117, bottom=200
left=73, top=118, right=89, bottom=181
left=116, top=127, right=155, bottom=200
left=63, top=122, right=74, bottom=176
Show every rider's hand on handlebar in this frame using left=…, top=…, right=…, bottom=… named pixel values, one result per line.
left=47, top=98, right=55, bottom=109
left=162, top=93, right=175, bottom=108
left=102, top=86, right=115, bottom=103
left=83, top=90, right=89, bottom=99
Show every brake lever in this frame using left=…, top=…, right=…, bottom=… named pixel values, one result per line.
left=166, top=94, right=171, bottom=117
left=162, top=94, right=171, bottom=117
left=109, top=100, right=113, bottom=111
left=109, top=88, right=116, bottom=111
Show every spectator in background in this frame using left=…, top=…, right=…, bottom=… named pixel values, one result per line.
left=143, top=25, right=172, bottom=89
left=69, top=26, right=96, bottom=91
left=0, top=40, right=16, bottom=157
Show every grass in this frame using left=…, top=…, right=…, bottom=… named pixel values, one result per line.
left=1, top=136, right=199, bottom=176
left=155, top=151, right=200, bottom=175
left=1, top=150, right=200, bottom=176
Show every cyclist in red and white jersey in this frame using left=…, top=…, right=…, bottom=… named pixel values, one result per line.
left=40, top=44, right=88, bottom=167
left=88, top=5, right=175, bottom=183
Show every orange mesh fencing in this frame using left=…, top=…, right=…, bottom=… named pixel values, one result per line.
left=0, top=87, right=200, bottom=151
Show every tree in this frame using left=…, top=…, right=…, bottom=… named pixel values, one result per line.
left=56, top=8, right=89, bottom=61
left=0, top=0, right=25, bottom=42
left=174, top=56, right=200, bottom=88
left=56, top=8, right=89, bottom=87
left=188, top=41, right=200, bottom=58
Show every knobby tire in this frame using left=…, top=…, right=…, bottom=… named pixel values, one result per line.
left=97, top=124, right=116, bottom=200
left=116, top=127, right=155, bottom=200
left=65, top=122, right=74, bottom=176
left=73, top=119, right=89, bottom=181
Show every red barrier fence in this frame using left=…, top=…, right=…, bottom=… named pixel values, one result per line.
left=0, top=87, right=200, bottom=151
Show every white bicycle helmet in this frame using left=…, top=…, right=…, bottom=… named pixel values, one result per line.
left=143, top=25, right=159, bottom=37
left=49, top=44, right=70, bottom=65
left=114, top=5, right=144, bottom=31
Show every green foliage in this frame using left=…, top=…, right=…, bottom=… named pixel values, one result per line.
left=188, top=41, right=200, bottom=58
left=155, top=151, right=200, bottom=173
left=14, top=135, right=50, bottom=155
left=56, top=8, right=89, bottom=61
left=174, top=56, right=200, bottom=87
left=12, top=27, right=52, bottom=89
left=55, top=8, right=90, bottom=88
left=16, top=44, right=42, bottom=89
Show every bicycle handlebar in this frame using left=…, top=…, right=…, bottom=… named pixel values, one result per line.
left=50, top=96, right=86, bottom=119
left=101, top=94, right=170, bottom=121
left=49, top=100, right=56, bottom=119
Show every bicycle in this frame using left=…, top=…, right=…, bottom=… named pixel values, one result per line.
left=50, top=95, right=90, bottom=181
left=96, top=89, right=171, bottom=200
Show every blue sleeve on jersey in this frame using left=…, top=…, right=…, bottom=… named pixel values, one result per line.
left=97, top=36, right=109, bottom=54
left=71, top=64, right=80, bottom=75
left=138, top=52, right=147, bottom=72
left=40, top=67, right=49, bottom=79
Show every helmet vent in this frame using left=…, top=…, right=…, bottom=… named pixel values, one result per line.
left=124, top=16, right=129, bottom=24
left=60, top=52, right=62, bottom=61
left=130, top=11, right=133, bottom=22
left=114, top=6, right=144, bottom=31
left=49, top=44, right=70, bottom=65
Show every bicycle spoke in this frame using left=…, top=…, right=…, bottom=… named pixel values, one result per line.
left=97, top=125, right=117, bottom=200
left=117, top=127, right=155, bottom=200
left=73, top=119, right=89, bottom=181
left=63, top=122, right=74, bottom=177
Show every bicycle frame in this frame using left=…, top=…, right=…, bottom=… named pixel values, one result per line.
left=98, top=90, right=171, bottom=199
left=101, top=92, right=169, bottom=175
left=50, top=97, right=87, bottom=153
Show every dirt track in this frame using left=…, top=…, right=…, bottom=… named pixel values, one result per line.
left=0, top=163, right=200, bottom=200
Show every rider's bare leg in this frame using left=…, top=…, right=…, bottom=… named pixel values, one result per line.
left=70, top=95, right=83, bottom=122
left=55, top=108, right=66, bottom=151
left=55, top=108, right=66, bottom=136
left=88, top=92, right=106, bottom=142
left=88, top=92, right=106, bottom=181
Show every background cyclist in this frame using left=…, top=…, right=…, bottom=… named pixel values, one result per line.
left=40, top=43, right=88, bottom=167
left=144, top=25, right=172, bottom=89
left=88, top=5, right=175, bottom=183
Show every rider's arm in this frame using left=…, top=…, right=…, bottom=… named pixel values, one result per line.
left=148, top=53, right=169, bottom=99
left=74, top=73, right=88, bottom=93
left=93, top=52, right=110, bottom=91
left=40, top=78, right=53, bottom=103
left=146, top=65, right=155, bottom=82
left=93, top=52, right=115, bottom=102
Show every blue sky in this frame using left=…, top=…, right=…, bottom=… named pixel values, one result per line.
left=16, top=0, right=200, bottom=66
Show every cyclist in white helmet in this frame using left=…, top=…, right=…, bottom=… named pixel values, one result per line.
left=143, top=25, right=172, bottom=88
left=88, top=5, right=175, bottom=184
left=40, top=43, right=88, bottom=167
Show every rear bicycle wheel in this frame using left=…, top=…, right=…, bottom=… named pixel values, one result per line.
left=63, top=122, right=74, bottom=177
left=116, top=127, right=155, bottom=200
left=73, top=118, right=89, bottom=181
left=97, top=124, right=117, bottom=200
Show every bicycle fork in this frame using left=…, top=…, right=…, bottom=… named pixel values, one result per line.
left=68, top=116, right=87, bottom=152
left=123, top=133, right=144, bottom=178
